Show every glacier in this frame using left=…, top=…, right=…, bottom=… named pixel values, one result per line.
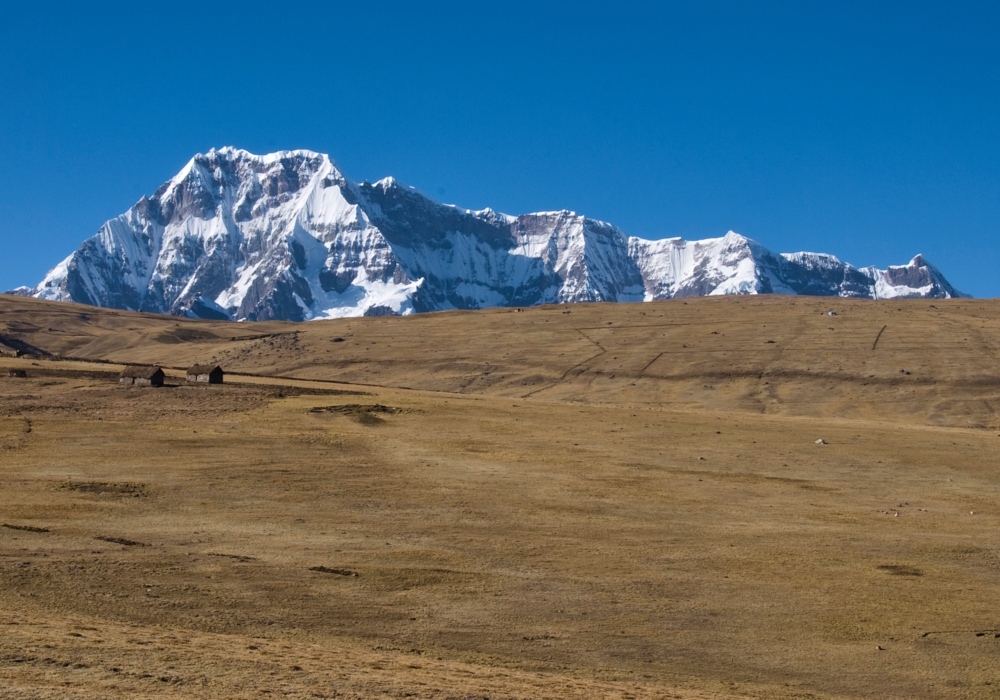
left=11, top=148, right=968, bottom=321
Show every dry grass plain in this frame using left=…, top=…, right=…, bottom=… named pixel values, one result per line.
left=1, top=293, right=999, bottom=699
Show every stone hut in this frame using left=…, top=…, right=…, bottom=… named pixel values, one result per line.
left=119, top=365, right=164, bottom=387
left=7, top=369, right=27, bottom=378
left=186, top=364, right=224, bottom=384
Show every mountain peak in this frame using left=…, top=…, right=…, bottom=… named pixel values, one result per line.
left=15, top=149, right=969, bottom=320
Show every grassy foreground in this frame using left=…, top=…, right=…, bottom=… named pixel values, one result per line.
left=1, top=294, right=999, bottom=699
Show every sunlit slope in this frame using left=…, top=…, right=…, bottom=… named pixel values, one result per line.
left=3, top=293, right=999, bottom=426
left=4, top=294, right=1000, bottom=698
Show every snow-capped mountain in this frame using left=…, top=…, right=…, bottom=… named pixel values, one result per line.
left=12, top=148, right=968, bottom=320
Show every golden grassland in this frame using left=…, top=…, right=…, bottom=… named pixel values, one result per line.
left=1, top=293, right=999, bottom=699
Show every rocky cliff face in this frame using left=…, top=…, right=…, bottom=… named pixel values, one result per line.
left=15, top=148, right=968, bottom=320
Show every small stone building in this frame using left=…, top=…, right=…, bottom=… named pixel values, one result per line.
left=119, top=365, right=164, bottom=387
left=186, top=364, right=224, bottom=384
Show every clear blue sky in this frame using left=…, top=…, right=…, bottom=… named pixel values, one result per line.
left=1, top=1, right=997, bottom=296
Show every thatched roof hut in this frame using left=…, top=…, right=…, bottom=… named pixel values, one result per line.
left=119, top=365, right=164, bottom=387
left=186, top=364, right=223, bottom=384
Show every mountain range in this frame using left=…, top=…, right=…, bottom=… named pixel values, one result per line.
left=10, top=148, right=968, bottom=320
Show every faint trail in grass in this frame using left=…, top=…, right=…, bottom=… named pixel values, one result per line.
left=872, top=325, right=888, bottom=350
left=522, top=329, right=606, bottom=398
left=640, top=352, right=665, bottom=374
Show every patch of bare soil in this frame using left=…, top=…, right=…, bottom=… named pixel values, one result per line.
left=309, top=403, right=404, bottom=415
left=2, top=524, right=49, bottom=533
left=877, top=564, right=924, bottom=576
left=94, top=536, right=148, bottom=547
left=309, top=566, right=359, bottom=576
left=154, top=328, right=223, bottom=344
left=59, top=481, right=147, bottom=497
left=309, top=403, right=406, bottom=425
